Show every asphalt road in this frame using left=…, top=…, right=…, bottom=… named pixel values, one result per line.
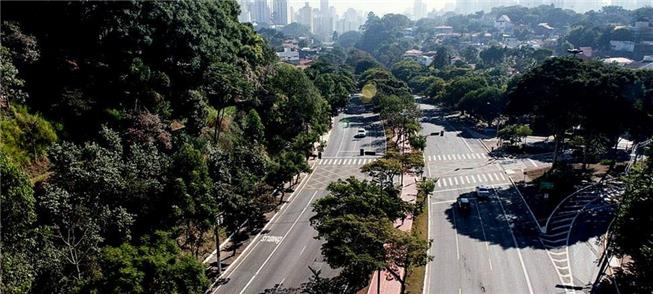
left=420, top=103, right=566, bottom=294
left=211, top=98, right=383, bottom=294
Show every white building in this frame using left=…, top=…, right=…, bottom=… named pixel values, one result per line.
left=413, top=0, right=427, bottom=20
left=251, top=0, right=271, bottom=24
left=495, top=15, right=514, bottom=34
left=238, top=0, right=251, bottom=23
left=272, top=0, right=288, bottom=25
left=277, top=47, right=299, bottom=63
left=297, top=2, right=314, bottom=32
left=336, top=8, right=363, bottom=33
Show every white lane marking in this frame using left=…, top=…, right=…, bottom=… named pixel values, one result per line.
left=477, top=175, right=483, bottom=182
left=499, top=173, right=506, bottom=180
left=448, top=178, right=453, bottom=186
left=528, top=158, right=538, bottom=167
left=453, top=177, right=459, bottom=185
left=461, top=137, right=474, bottom=152
left=481, top=174, right=488, bottom=182
left=211, top=158, right=319, bottom=292
left=432, top=200, right=457, bottom=204
left=493, top=173, right=501, bottom=181
left=488, top=257, right=493, bottom=271
left=423, top=188, right=432, bottom=294
left=471, top=176, right=477, bottom=183
left=474, top=153, right=481, bottom=159
left=238, top=191, right=320, bottom=294
left=299, top=245, right=307, bottom=256
left=452, top=208, right=460, bottom=260
left=437, top=180, right=442, bottom=188
left=465, top=176, right=470, bottom=184
left=441, top=179, right=448, bottom=187
left=437, top=155, right=442, bottom=160
left=496, top=194, right=535, bottom=294
left=474, top=199, right=490, bottom=252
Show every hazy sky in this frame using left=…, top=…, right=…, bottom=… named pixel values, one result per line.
left=288, top=0, right=451, bottom=16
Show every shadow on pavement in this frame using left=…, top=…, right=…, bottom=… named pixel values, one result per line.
left=441, top=187, right=612, bottom=250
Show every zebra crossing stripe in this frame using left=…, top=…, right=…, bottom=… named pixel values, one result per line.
left=499, top=173, right=506, bottom=180
left=493, top=173, right=500, bottom=181
left=471, top=176, right=477, bottom=183
left=448, top=178, right=453, bottom=186
left=453, top=177, right=459, bottom=185
left=437, top=180, right=442, bottom=187
left=480, top=174, right=487, bottom=181
left=437, top=155, right=442, bottom=160
left=441, top=179, right=448, bottom=187
left=465, top=176, right=470, bottom=184
left=481, top=154, right=487, bottom=158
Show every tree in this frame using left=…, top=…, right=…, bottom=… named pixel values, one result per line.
left=479, top=45, right=506, bottom=66
left=169, top=143, right=217, bottom=257
left=91, top=232, right=208, bottom=293
left=391, top=59, right=424, bottom=83
left=336, top=31, right=362, bottom=48
left=498, top=124, right=533, bottom=146
left=457, top=86, right=505, bottom=124
left=0, top=152, right=37, bottom=293
left=609, top=161, right=653, bottom=293
left=441, top=76, right=488, bottom=108
left=384, top=231, right=432, bottom=293
left=461, top=46, right=480, bottom=64
left=432, top=46, right=452, bottom=69
left=361, top=158, right=403, bottom=189
left=0, top=104, right=57, bottom=167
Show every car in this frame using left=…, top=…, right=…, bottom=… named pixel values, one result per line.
left=457, top=197, right=471, bottom=212
left=476, top=185, right=493, bottom=200
left=355, top=128, right=367, bottom=138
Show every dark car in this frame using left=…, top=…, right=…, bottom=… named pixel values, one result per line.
left=457, top=197, right=471, bottom=213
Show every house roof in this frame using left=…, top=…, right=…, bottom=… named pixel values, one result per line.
left=497, top=15, right=511, bottom=22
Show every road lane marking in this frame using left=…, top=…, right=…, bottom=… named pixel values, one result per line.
left=452, top=208, right=460, bottom=260
left=212, top=158, right=320, bottom=292
left=299, top=245, right=307, bottom=256
left=476, top=175, right=483, bottom=182
left=488, top=257, right=493, bottom=271
left=499, top=173, right=506, bottom=180
left=481, top=174, right=488, bottom=182
left=495, top=193, right=535, bottom=294
left=437, top=180, right=442, bottom=187
left=448, top=178, right=453, bottom=186
left=473, top=199, right=490, bottom=252
left=437, top=155, right=442, bottom=160
left=432, top=200, right=457, bottom=204
left=238, top=191, right=320, bottom=294
left=471, top=176, right=476, bottom=183
left=453, top=177, right=459, bottom=185
left=465, top=176, right=470, bottom=184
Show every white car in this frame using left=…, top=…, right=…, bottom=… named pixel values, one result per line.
left=355, top=128, right=367, bottom=138
left=475, top=185, right=493, bottom=199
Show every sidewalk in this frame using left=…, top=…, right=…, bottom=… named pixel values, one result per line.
left=367, top=173, right=418, bottom=294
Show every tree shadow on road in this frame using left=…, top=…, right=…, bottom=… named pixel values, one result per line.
left=440, top=187, right=613, bottom=250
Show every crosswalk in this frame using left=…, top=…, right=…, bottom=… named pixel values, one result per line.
left=318, top=158, right=377, bottom=166
left=436, top=172, right=508, bottom=188
left=426, top=153, right=488, bottom=161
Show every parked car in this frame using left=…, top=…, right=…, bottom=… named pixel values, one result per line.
left=457, top=197, right=471, bottom=212
left=475, top=185, right=493, bottom=200
left=355, top=128, right=367, bottom=138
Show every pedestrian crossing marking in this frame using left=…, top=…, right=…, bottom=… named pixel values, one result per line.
left=318, top=158, right=380, bottom=166
left=434, top=172, right=510, bottom=190
left=426, top=153, right=489, bottom=162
